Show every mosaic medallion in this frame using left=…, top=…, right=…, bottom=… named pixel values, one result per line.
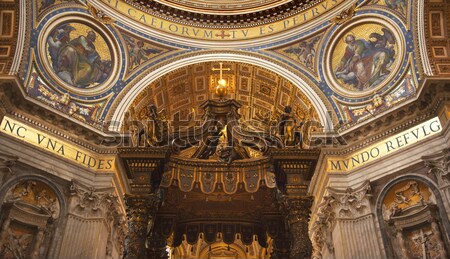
left=45, top=22, right=113, bottom=89
left=325, top=17, right=404, bottom=97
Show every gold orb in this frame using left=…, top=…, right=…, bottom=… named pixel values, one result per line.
left=216, top=84, right=228, bottom=97
left=218, top=78, right=227, bottom=86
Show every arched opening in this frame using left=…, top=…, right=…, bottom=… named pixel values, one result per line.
left=109, top=53, right=334, bottom=132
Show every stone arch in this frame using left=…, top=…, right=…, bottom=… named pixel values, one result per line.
left=375, top=174, right=450, bottom=259
left=108, top=52, right=334, bottom=132
left=0, top=174, right=67, bottom=217
left=0, top=174, right=67, bottom=259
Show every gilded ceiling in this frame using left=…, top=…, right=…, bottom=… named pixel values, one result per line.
left=128, top=62, right=318, bottom=129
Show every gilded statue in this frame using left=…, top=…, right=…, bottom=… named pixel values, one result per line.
left=123, top=106, right=139, bottom=147
left=137, top=104, right=167, bottom=146
left=279, top=106, right=297, bottom=146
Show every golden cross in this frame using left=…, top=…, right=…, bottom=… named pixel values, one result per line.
left=212, top=62, right=230, bottom=79
left=215, top=30, right=231, bottom=39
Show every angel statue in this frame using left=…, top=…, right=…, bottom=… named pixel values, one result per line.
left=138, top=104, right=167, bottom=146
left=278, top=106, right=298, bottom=146
left=123, top=106, right=139, bottom=147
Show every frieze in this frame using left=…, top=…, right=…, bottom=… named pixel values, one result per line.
left=0, top=116, right=116, bottom=171
left=97, top=0, right=348, bottom=40
left=318, top=84, right=448, bottom=158
left=327, top=116, right=442, bottom=173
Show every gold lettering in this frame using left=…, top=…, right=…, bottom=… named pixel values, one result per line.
left=0, top=117, right=114, bottom=171
left=204, top=30, right=213, bottom=38
left=3, top=120, right=26, bottom=138
left=330, top=160, right=341, bottom=171
left=327, top=117, right=442, bottom=173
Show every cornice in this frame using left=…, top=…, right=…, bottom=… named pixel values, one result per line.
left=0, top=79, right=121, bottom=154
left=317, top=82, right=450, bottom=156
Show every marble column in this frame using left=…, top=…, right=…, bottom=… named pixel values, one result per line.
left=286, top=196, right=313, bottom=259
left=123, top=195, right=149, bottom=259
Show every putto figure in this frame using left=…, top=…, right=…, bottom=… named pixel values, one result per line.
left=47, top=24, right=112, bottom=88
left=334, top=28, right=396, bottom=91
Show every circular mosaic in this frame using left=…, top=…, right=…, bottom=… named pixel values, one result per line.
left=46, top=22, right=112, bottom=88
left=39, top=15, right=120, bottom=95
left=325, top=17, right=404, bottom=97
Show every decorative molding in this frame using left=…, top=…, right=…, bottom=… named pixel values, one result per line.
left=417, top=0, right=433, bottom=76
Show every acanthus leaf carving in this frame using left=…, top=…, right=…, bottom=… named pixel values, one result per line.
left=68, top=180, right=119, bottom=219
left=311, top=181, right=371, bottom=259
left=326, top=180, right=372, bottom=219
left=424, top=148, right=450, bottom=187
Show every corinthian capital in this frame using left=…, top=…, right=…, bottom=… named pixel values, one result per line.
left=423, top=148, right=450, bottom=186
left=68, top=180, right=119, bottom=219
left=326, top=180, right=372, bottom=219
